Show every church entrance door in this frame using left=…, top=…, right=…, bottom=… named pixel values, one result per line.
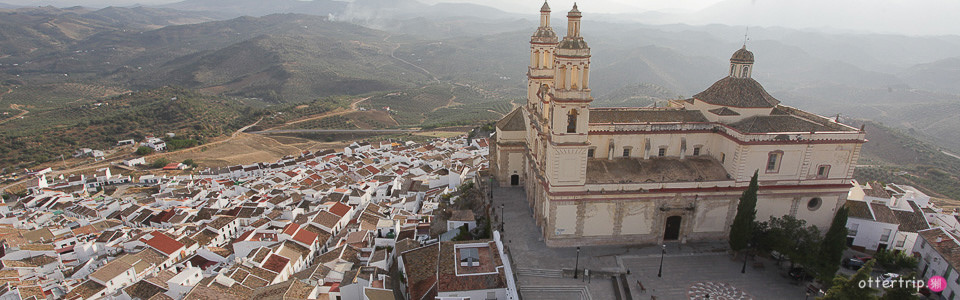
left=511, top=175, right=519, bottom=186
left=664, top=216, right=681, bottom=240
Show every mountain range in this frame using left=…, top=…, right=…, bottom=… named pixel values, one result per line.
left=2, top=1, right=960, bottom=152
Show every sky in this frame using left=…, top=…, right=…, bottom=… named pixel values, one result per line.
left=2, top=0, right=958, bottom=36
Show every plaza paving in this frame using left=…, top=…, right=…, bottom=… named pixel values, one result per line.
left=491, top=185, right=816, bottom=300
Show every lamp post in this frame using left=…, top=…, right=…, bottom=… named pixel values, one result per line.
left=657, top=244, right=666, bottom=278
left=574, top=247, right=581, bottom=279
left=500, top=204, right=505, bottom=232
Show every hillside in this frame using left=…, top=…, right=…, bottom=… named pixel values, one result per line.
left=0, top=86, right=262, bottom=168
left=853, top=121, right=960, bottom=200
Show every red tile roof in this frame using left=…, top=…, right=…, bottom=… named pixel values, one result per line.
left=292, top=228, right=319, bottom=246
left=140, top=231, right=185, bottom=256
left=262, top=254, right=289, bottom=273
left=329, top=202, right=351, bottom=218
left=281, top=223, right=300, bottom=236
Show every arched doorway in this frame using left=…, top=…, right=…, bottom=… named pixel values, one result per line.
left=664, top=216, right=682, bottom=240
left=510, top=174, right=519, bottom=186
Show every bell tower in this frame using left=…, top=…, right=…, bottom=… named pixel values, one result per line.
left=550, top=3, right=591, bottom=141
left=528, top=1, right=558, bottom=121
left=539, top=3, right=591, bottom=185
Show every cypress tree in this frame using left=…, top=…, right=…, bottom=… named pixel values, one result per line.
left=729, top=170, right=759, bottom=252
left=818, top=206, right=850, bottom=283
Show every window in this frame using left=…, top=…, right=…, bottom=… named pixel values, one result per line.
left=587, top=148, right=595, bottom=158
left=658, top=148, right=666, bottom=157
left=848, top=223, right=858, bottom=237
left=721, top=153, right=726, bottom=163
left=622, top=147, right=631, bottom=157
left=881, top=229, right=892, bottom=242
left=742, top=66, right=749, bottom=76
left=567, top=109, right=578, bottom=133
left=947, top=267, right=954, bottom=280
left=817, top=165, right=831, bottom=178
left=693, top=146, right=701, bottom=156
left=766, top=151, right=783, bottom=172
left=730, top=65, right=735, bottom=76
left=896, top=238, right=906, bottom=248
left=807, top=197, right=822, bottom=211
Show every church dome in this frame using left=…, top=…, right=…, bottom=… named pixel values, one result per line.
left=693, top=77, right=779, bottom=108
left=730, top=46, right=754, bottom=64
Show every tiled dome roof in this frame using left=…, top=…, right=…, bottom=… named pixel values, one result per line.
left=693, top=77, right=779, bottom=108
left=730, top=46, right=754, bottom=64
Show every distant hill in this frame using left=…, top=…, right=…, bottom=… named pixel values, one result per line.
left=2, top=12, right=432, bottom=103
left=160, top=0, right=347, bottom=18
left=900, top=57, right=960, bottom=94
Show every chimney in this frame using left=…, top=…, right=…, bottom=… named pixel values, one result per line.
left=937, top=237, right=944, bottom=243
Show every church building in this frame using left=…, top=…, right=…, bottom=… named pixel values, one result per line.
left=490, top=2, right=866, bottom=247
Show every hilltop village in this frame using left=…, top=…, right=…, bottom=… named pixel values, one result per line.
left=0, top=136, right=519, bottom=299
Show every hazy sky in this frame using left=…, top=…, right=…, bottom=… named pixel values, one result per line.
left=3, top=0, right=958, bottom=36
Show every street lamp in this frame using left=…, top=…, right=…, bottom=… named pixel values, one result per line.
left=657, top=244, right=666, bottom=278
left=574, top=247, right=581, bottom=279
left=500, top=203, right=505, bottom=232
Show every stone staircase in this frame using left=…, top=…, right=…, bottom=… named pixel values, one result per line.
left=520, top=285, right=592, bottom=300
left=516, top=268, right=564, bottom=278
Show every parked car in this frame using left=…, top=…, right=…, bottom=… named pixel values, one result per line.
left=852, top=255, right=874, bottom=262
left=880, top=273, right=900, bottom=284
left=789, top=267, right=815, bottom=281
left=842, top=257, right=866, bottom=270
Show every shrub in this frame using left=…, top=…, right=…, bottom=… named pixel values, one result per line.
left=135, top=146, right=154, bottom=156
left=151, top=158, right=170, bottom=168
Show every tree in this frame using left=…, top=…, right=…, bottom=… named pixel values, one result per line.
left=182, top=159, right=198, bottom=168
left=151, top=158, right=170, bottom=169
left=817, top=206, right=849, bottom=283
left=765, top=215, right=808, bottom=266
left=879, top=272, right=921, bottom=300
left=135, top=146, right=154, bottom=156
left=875, top=250, right=918, bottom=273
left=820, top=260, right=877, bottom=300
left=730, top=170, right=759, bottom=252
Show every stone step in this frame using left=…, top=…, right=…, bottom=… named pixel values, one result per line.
left=516, top=268, right=564, bottom=278
left=520, top=285, right=592, bottom=300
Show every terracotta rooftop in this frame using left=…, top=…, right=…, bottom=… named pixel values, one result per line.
left=589, top=109, right=708, bottom=124
left=140, top=231, right=185, bottom=256
left=693, top=77, right=779, bottom=108
left=437, top=241, right=506, bottom=293
left=401, top=244, right=440, bottom=300
left=495, top=107, right=525, bottom=131
left=585, top=156, right=729, bottom=184
left=123, top=280, right=167, bottom=300
left=845, top=200, right=872, bottom=220
left=863, top=182, right=892, bottom=199
left=727, top=115, right=848, bottom=133
left=869, top=203, right=899, bottom=224
left=893, top=201, right=930, bottom=233
left=919, top=228, right=960, bottom=272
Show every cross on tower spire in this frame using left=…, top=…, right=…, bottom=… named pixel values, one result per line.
left=743, top=27, right=750, bottom=47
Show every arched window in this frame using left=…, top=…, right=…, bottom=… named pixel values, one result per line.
left=742, top=66, right=749, bottom=77
left=567, top=109, right=579, bottom=133
left=730, top=65, right=736, bottom=76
